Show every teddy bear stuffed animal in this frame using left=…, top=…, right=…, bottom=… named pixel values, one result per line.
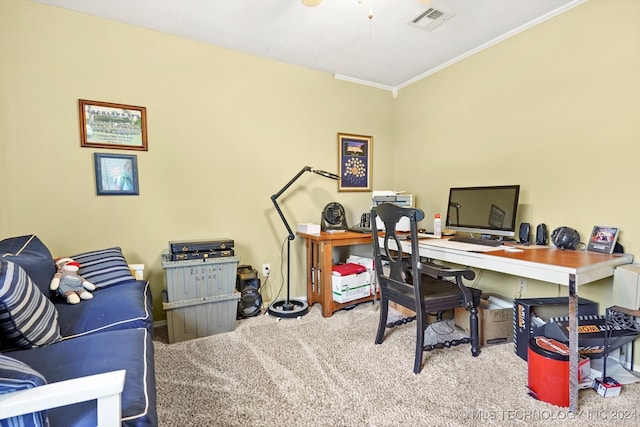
left=50, top=258, right=96, bottom=304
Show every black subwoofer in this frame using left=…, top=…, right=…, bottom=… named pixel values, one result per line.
left=236, top=265, right=263, bottom=318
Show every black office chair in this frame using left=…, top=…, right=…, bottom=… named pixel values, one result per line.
left=371, top=203, right=482, bottom=374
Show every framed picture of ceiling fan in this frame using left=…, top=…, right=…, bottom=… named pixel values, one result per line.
left=338, top=132, right=372, bottom=192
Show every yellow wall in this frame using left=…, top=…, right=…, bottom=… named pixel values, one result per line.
left=0, top=0, right=395, bottom=320
left=1, top=0, right=638, bottom=320
left=394, top=0, right=640, bottom=305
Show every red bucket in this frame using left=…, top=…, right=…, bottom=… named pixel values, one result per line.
left=527, top=336, right=569, bottom=407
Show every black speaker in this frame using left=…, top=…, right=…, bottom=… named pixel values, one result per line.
left=535, top=223, right=548, bottom=246
left=519, top=222, right=531, bottom=245
left=236, top=265, right=262, bottom=318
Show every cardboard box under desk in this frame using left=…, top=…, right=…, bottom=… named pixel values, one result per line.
left=455, top=293, right=513, bottom=346
left=513, top=297, right=598, bottom=361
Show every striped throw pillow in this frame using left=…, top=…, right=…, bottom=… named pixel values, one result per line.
left=0, top=260, right=61, bottom=348
left=0, top=234, right=56, bottom=297
left=0, top=354, right=49, bottom=426
left=71, top=247, right=135, bottom=289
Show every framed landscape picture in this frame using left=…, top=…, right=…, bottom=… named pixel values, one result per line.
left=587, top=225, right=619, bottom=254
left=94, top=153, right=139, bottom=196
left=338, top=133, right=372, bottom=192
left=79, top=99, right=148, bottom=151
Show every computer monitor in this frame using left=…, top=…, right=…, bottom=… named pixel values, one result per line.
left=445, top=185, right=520, bottom=238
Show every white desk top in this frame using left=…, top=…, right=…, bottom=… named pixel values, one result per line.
left=382, top=237, right=633, bottom=287
left=418, top=238, right=505, bottom=252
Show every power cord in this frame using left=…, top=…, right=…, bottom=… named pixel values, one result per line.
left=470, top=268, right=483, bottom=289
left=258, top=274, right=270, bottom=309
left=264, top=236, right=287, bottom=313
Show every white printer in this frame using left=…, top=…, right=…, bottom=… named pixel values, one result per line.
left=372, top=191, right=414, bottom=232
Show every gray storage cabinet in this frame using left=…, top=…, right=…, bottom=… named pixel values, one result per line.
left=162, top=252, right=240, bottom=343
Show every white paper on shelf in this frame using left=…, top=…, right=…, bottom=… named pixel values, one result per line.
left=589, top=355, right=640, bottom=385
left=486, top=296, right=512, bottom=308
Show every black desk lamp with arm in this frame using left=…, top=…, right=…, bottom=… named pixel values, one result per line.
left=268, top=166, right=339, bottom=318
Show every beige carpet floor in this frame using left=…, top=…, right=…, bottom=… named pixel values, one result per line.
left=153, top=303, right=640, bottom=426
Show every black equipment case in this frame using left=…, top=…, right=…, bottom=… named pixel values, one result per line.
left=168, top=238, right=234, bottom=261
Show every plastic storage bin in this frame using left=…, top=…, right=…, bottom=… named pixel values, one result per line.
left=163, top=292, right=240, bottom=344
left=161, top=252, right=240, bottom=302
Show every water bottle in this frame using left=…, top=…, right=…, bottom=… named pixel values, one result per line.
left=434, top=213, right=442, bottom=238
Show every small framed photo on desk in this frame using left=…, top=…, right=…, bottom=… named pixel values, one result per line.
left=587, top=226, right=619, bottom=254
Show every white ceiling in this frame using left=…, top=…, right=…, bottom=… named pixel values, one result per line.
left=33, top=0, right=585, bottom=92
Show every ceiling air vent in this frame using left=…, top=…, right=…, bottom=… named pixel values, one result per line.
left=408, top=7, right=454, bottom=32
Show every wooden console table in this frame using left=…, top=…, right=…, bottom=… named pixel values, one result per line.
left=297, top=231, right=374, bottom=317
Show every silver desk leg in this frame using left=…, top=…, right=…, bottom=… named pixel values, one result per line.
left=569, top=273, right=578, bottom=413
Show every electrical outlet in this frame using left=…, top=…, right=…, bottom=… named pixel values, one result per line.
left=262, top=264, right=271, bottom=278
left=518, top=278, right=527, bottom=294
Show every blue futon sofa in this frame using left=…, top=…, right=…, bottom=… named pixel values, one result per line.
left=0, top=235, right=157, bottom=426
